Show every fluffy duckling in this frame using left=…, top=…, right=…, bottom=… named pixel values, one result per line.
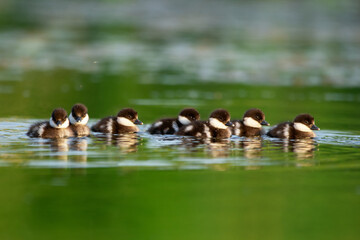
left=267, top=114, right=320, bottom=139
left=231, top=108, right=269, bottom=137
left=27, top=108, right=73, bottom=138
left=69, top=103, right=90, bottom=137
left=148, top=108, right=200, bottom=134
left=177, top=109, right=233, bottom=139
left=91, top=108, right=143, bottom=134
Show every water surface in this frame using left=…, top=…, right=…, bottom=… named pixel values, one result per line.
left=1, top=119, right=359, bottom=169
left=0, top=119, right=360, bottom=240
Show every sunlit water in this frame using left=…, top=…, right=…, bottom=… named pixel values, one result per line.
left=1, top=120, right=359, bottom=169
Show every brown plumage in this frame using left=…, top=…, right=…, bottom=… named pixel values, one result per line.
left=177, top=109, right=233, bottom=139
left=91, top=108, right=143, bottom=134
left=148, top=108, right=200, bottom=134
left=267, top=114, right=319, bottom=139
left=27, top=108, right=73, bottom=138
left=231, top=108, right=269, bottom=137
left=69, top=103, right=90, bottom=137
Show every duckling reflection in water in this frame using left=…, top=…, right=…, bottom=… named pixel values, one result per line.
left=69, top=138, right=88, bottom=162
left=206, top=139, right=231, bottom=158
left=202, top=138, right=232, bottom=171
left=94, top=133, right=140, bottom=153
left=180, top=137, right=231, bottom=158
left=270, top=138, right=317, bottom=162
left=233, top=137, right=263, bottom=159
left=231, top=137, right=263, bottom=170
left=48, top=138, right=69, bottom=161
left=292, top=138, right=317, bottom=161
left=178, top=138, right=231, bottom=171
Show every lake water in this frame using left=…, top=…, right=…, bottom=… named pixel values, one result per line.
left=1, top=0, right=360, bottom=239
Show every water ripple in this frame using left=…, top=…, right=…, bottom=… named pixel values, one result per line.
left=0, top=120, right=359, bottom=169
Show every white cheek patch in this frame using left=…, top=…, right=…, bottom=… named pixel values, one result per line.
left=82, top=114, right=89, bottom=125
left=209, top=118, right=227, bottom=129
left=153, top=121, right=162, bottom=128
left=49, top=118, right=57, bottom=128
left=69, top=113, right=76, bottom=125
left=117, top=117, right=136, bottom=127
left=172, top=121, right=179, bottom=132
left=69, top=113, right=89, bottom=125
left=184, top=125, right=193, bottom=132
left=294, top=122, right=312, bottom=132
left=178, top=116, right=191, bottom=125
left=243, top=117, right=261, bottom=128
left=50, top=118, right=69, bottom=129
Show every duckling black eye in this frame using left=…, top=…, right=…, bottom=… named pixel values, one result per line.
left=304, top=120, right=309, bottom=124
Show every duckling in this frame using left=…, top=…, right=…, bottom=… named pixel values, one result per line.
left=69, top=103, right=90, bottom=137
left=267, top=114, right=320, bottom=139
left=91, top=108, right=143, bottom=134
left=148, top=108, right=200, bottom=134
left=27, top=108, right=73, bottom=138
left=231, top=108, right=269, bottom=137
left=177, top=109, right=233, bottom=139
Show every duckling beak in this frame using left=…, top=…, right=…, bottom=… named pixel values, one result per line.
left=261, top=120, right=270, bottom=126
left=56, top=120, right=62, bottom=126
left=225, top=121, right=234, bottom=127
left=134, top=119, right=143, bottom=125
left=311, top=124, right=320, bottom=130
left=75, top=117, right=82, bottom=122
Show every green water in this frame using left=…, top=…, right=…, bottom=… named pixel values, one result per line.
left=1, top=0, right=360, bottom=239
left=0, top=168, right=359, bottom=240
